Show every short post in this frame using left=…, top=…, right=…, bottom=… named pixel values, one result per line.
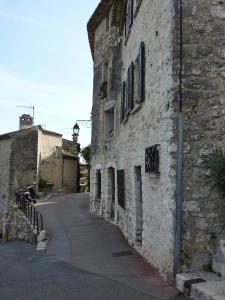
left=40, top=214, right=44, bottom=231
left=36, top=211, right=39, bottom=234
left=33, top=206, right=36, bottom=227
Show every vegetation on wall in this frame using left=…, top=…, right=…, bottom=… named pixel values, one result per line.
left=204, top=148, right=225, bottom=195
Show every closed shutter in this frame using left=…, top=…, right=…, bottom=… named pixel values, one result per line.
left=127, top=62, right=134, bottom=113
left=137, top=41, right=145, bottom=103
left=117, top=170, right=125, bottom=209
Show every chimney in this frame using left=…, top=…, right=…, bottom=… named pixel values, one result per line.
left=19, top=114, right=33, bottom=130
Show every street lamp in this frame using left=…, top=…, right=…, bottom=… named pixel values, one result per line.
left=72, top=122, right=80, bottom=144
left=72, top=122, right=80, bottom=193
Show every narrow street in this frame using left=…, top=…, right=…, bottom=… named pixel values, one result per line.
left=0, top=193, right=186, bottom=300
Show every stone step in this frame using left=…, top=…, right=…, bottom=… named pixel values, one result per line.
left=176, top=272, right=225, bottom=300
left=191, top=281, right=225, bottom=300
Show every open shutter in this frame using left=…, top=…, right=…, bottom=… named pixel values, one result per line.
left=137, top=41, right=145, bottom=103
left=125, top=78, right=128, bottom=116
left=127, top=0, right=133, bottom=28
left=127, top=62, right=134, bottom=113
left=121, top=81, right=126, bottom=122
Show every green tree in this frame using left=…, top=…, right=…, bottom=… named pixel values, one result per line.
left=81, top=145, right=91, bottom=165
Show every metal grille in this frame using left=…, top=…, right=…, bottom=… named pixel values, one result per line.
left=145, top=145, right=160, bottom=173
left=112, top=251, right=133, bottom=257
left=117, top=170, right=125, bottom=209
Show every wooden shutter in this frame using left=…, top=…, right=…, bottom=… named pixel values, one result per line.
left=127, top=0, right=133, bottom=28
left=117, top=170, right=125, bottom=209
left=127, top=62, right=134, bottom=113
left=121, top=81, right=126, bottom=122
left=137, top=41, right=145, bottom=103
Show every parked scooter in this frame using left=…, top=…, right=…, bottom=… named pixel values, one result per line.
left=16, top=185, right=36, bottom=204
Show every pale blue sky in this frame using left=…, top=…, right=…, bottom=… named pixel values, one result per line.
left=0, top=0, right=100, bottom=147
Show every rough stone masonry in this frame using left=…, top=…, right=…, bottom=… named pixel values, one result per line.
left=88, top=0, right=225, bottom=280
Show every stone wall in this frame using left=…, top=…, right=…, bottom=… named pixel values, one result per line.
left=37, top=129, right=63, bottom=191
left=63, top=157, right=78, bottom=193
left=115, top=0, right=177, bottom=279
left=10, top=206, right=37, bottom=244
left=180, top=0, right=225, bottom=272
left=0, top=137, right=12, bottom=214
left=90, top=0, right=178, bottom=280
left=9, top=129, right=38, bottom=198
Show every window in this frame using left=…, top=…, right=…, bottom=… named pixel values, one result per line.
left=121, top=43, right=145, bottom=122
left=127, top=62, right=134, bottom=113
left=53, top=146, right=60, bottom=159
left=145, top=145, right=160, bottom=174
left=117, top=170, right=125, bottom=209
left=105, top=109, right=114, bottom=139
left=137, top=42, right=145, bottom=103
left=121, top=63, right=134, bottom=122
left=121, top=81, right=126, bottom=122
left=127, top=0, right=134, bottom=29
left=100, top=61, right=109, bottom=100
left=124, top=0, right=134, bottom=38
left=96, top=170, right=101, bottom=198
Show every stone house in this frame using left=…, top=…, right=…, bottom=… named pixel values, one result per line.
left=88, top=0, right=225, bottom=280
left=0, top=123, right=79, bottom=211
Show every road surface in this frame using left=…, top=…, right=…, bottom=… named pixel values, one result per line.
left=0, top=193, right=186, bottom=300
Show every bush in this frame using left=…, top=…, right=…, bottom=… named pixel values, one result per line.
left=204, top=148, right=225, bottom=195
left=38, top=177, right=48, bottom=190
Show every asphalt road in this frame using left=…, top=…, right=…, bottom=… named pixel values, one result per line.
left=0, top=193, right=186, bottom=300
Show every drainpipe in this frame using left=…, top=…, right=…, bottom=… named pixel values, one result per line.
left=174, top=0, right=183, bottom=275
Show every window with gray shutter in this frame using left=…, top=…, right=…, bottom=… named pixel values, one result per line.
left=121, top=81, right=126, bottom=122
left=127, top=62, right=134, bottom=113
left=127, top=0, right=134, bottom=28
left=137, top=41, right=145, bottom=103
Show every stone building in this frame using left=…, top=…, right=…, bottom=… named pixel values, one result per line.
left=88, top=0, right=225, bottom=280
left=0, top=124, right=79, bottom=211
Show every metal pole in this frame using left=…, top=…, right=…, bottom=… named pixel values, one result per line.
left=174, top=0, right=183, bottom=275
left=36, top=212, right=39, bottom=234
left=40, top=215, right=44, bottom=231
left=33, top=207, right=36, bottom=227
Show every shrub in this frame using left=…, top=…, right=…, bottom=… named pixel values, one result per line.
left=38, top=177, right=48, bottom=190
left=204, top=148, right=225, bottom=195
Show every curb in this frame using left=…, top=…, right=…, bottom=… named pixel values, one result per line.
left=176, top=272, right=225, bottom=300
left=36, top=230, right=47, bottom=251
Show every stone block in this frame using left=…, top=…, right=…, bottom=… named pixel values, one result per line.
left=36, top=241, right=47, bottom=251
left=191, top=281, right=225, bottom=300
left=37, top=230, right=47, bottom=242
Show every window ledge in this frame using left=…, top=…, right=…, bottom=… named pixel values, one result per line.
left=146, top=172, right=160, bottom=178
left=133, top=0, right=143, bottom=18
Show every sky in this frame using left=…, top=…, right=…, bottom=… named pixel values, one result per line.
left=0, top=0, right=100, bottom=148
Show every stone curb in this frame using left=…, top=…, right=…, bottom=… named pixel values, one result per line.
left=176, top=272, right=225, bottom=300
left=36, top=230, right=47, bottom=251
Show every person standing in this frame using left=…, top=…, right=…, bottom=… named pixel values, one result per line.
left=1, top=211, right=11, bottom=243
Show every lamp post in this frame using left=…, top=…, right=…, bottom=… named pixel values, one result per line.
left=72, top=122, right=80, bottom=156
left=72, top=122, right=80, bottom=193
